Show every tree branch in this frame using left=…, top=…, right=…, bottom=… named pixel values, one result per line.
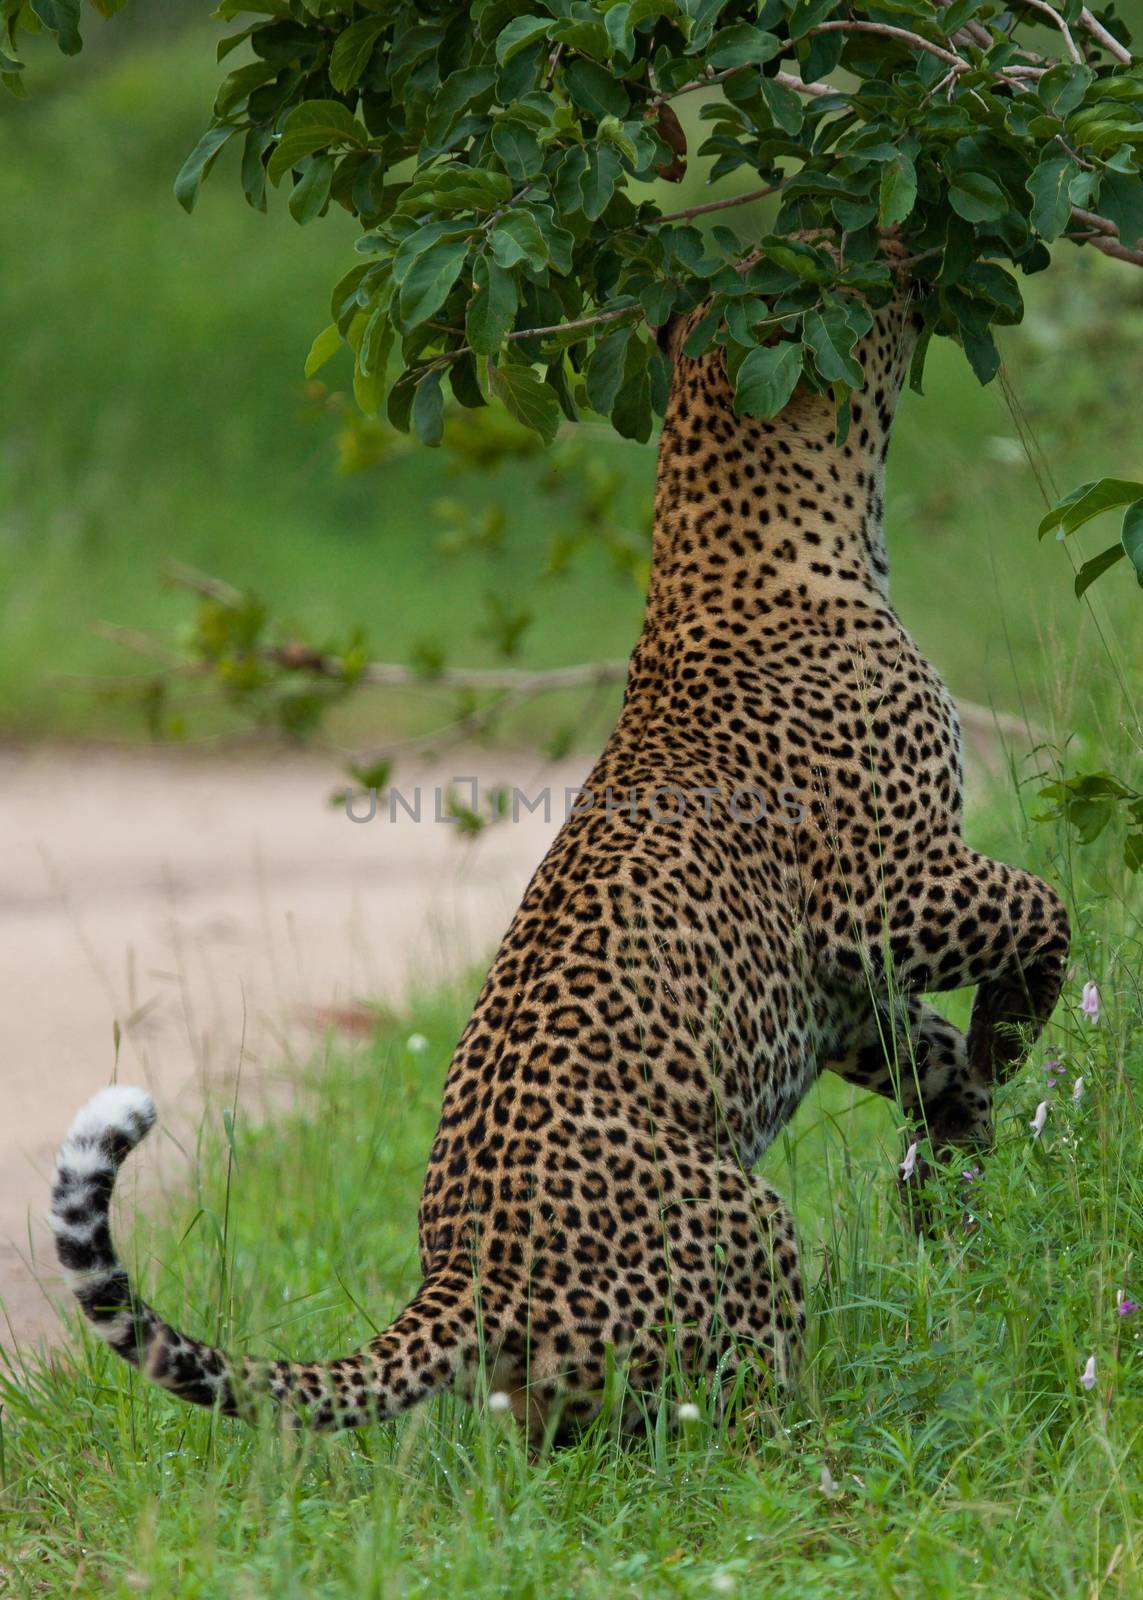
left=1078, top=5, right=1132, bottom=63
left=650, top=182, right=783, bottom=225
left=775, top=70, right=838, bottom=98
left=1011, top=0, right=1082, bottom=63
left=1077, top=231, right=1143, bottom=268
left=1070, top=206, right=1119, bottom=235
left=101, top=602, right=1046, bottom=759
left=809, top=20, right=969, bottom=71
left=1069, top=207, right=1143, bottom=265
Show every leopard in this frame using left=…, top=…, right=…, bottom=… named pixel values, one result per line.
left=52, top=247, right=1069, bottom=1440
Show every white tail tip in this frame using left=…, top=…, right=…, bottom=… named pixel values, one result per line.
left=62, top=1086, right=157, bottom=1154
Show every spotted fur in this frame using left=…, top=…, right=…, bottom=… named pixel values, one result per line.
left=54, top=259, right=1068, bottom=1436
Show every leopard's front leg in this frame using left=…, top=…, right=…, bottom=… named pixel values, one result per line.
left=896, top=848, right=1070, bottom=1082
left=822, top=992, right=992, bottom=1158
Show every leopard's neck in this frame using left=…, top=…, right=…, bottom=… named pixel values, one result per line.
left=641, top=305, right=916, bottom=645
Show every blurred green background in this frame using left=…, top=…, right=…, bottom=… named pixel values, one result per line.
left=2, top=6, right=1140, bottom=748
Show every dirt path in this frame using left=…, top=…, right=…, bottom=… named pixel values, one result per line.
left=0, top=744, right=588, bottom=1351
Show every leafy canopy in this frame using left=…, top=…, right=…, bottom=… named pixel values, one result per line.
left=5, top=0, right=1142, bottom=446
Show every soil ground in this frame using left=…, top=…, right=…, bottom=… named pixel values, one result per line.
left=0, top=744, right=586, bottom=1351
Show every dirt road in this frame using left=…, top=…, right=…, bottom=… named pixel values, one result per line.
left=0, top=744, right=586, bottom=1350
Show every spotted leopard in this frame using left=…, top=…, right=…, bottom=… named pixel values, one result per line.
left=53, top=250, right=1068, bottom=1437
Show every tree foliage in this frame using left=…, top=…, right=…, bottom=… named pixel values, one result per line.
left=5, top=0, right=1141, bottom=445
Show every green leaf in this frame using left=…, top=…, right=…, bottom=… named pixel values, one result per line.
left=494, top=13, right=551, bottom=64
left=466, top=255, right=517, bottom=354
left=399, top=237, right=471, bottom=327
left=612, top=349, right=654, bottom=442
left=1073, top=542, right=1126, bottom=597
left=580, top=144, right=623, bottom=221
left=174, top=124, right=237, bottom=214
left=803, top=305, right=864, bottom=388
left=1125, top=832, right=1143, bottom=873
left=787, top=0, right=840, bottom=41
left=734, top=341, right=804, bottom=419
left=491, top=119, right=544, bottom=183
left=304, top=322, right=342, bottom=377
left=329, top=17, right=386, bottom=92
left=267, top=100, right=368, bottom=186
left=359, top=298, right=394, bottom=378
left=413, top=370, right=445, bottom=447
left=1039, top=478, right=1143, bottom=539
left=585, top=327, right=633, bottom=415
left=490, top=363, right=561, bottom=443
left=241, top=126, right=271, bottom=213
left=1027, top=156, right=1077, bottom=243
left=1122, top=499, right=1143, bottom=587
left=707, top=24, right=781, bottom=68
left=948, top=170, right=1009, bottom=224
left=879, top=149, right=917, bottom=227
left=30, top=0, right=81, bottom=54
left=491, top=210, right=548, bottom=271
left=425, top=65, right=497, bottom=152
left=289, top=153, right=333, bottom=224
left=1097, top=170, right=1143, bottom=251
left=758, top=76, right=803, bottom=136
left=564, top=58, right=629, bottom=119
left=962, top=328, right=1000, bottom=385
left=1037, top=61, right=1093, bottom=120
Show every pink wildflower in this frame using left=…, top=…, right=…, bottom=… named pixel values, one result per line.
left=1080, top=1355, right=1097, bottom=1391
left=900, top=1141, right=918, bottom=1181
left=1030, top=1100, right=1049, bottom=1139
left=1117, top=1291, right=1138, bottom=1318
left=1081, top=982, right=1100, bottom=1023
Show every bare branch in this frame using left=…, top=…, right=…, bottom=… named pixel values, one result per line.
left=809, top=20, right=969, bottom=71
left=775, top=70, right=838, bottom=98
left=1070, top=206, right=1119, bottom=236
left=102, top=596, right=1040, bottom=757
left=1069, top=207, right=1143, bottom=266
left=650, top=182, right=782, bottom=225
left=1078, top=231, right=1143, bottom=268
left=1078, top=5, right=1132, bottom=63
left=340, top=659, right=628, bottom=694
left=1012, top=0, right=1082, bottom=63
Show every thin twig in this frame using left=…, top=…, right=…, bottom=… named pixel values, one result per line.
left=775, top=70, right=838, bottom=99
left=542, top=42, right=563, bottom=91
left=102, top=601, right=1039, bottom=751
left=650, top=182, right=782, bottom=225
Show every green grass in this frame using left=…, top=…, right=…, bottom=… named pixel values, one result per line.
left=2, top=785, right=1141, bottom=1597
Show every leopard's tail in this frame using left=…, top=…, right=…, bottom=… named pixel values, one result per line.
left=51, top=1087, right=470, bottom=1429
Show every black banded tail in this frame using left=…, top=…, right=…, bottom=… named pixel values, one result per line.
left=51, top=1087, right=467, bottom=1429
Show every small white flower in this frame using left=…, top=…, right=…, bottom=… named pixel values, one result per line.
left=1081, top=982, right=1101, bottom=1024
left=677, top=1401, right=701, bottom=1424
left=1030, top=1100, right=1049, bottom=1139
left=820, top=1465, right=840, bottom=1497
left=487, top=1390, right=511, bottom=1414
left=899, top=1141, right=918, bottom=1181
left=1080, top=1355, right=1097, bottom=1392
left=710, top=1576, right=736, bottom=1596
left=1072, top=1076, right=1085, bottom=1104
left=406, top=1032, right=429, bottom=1054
